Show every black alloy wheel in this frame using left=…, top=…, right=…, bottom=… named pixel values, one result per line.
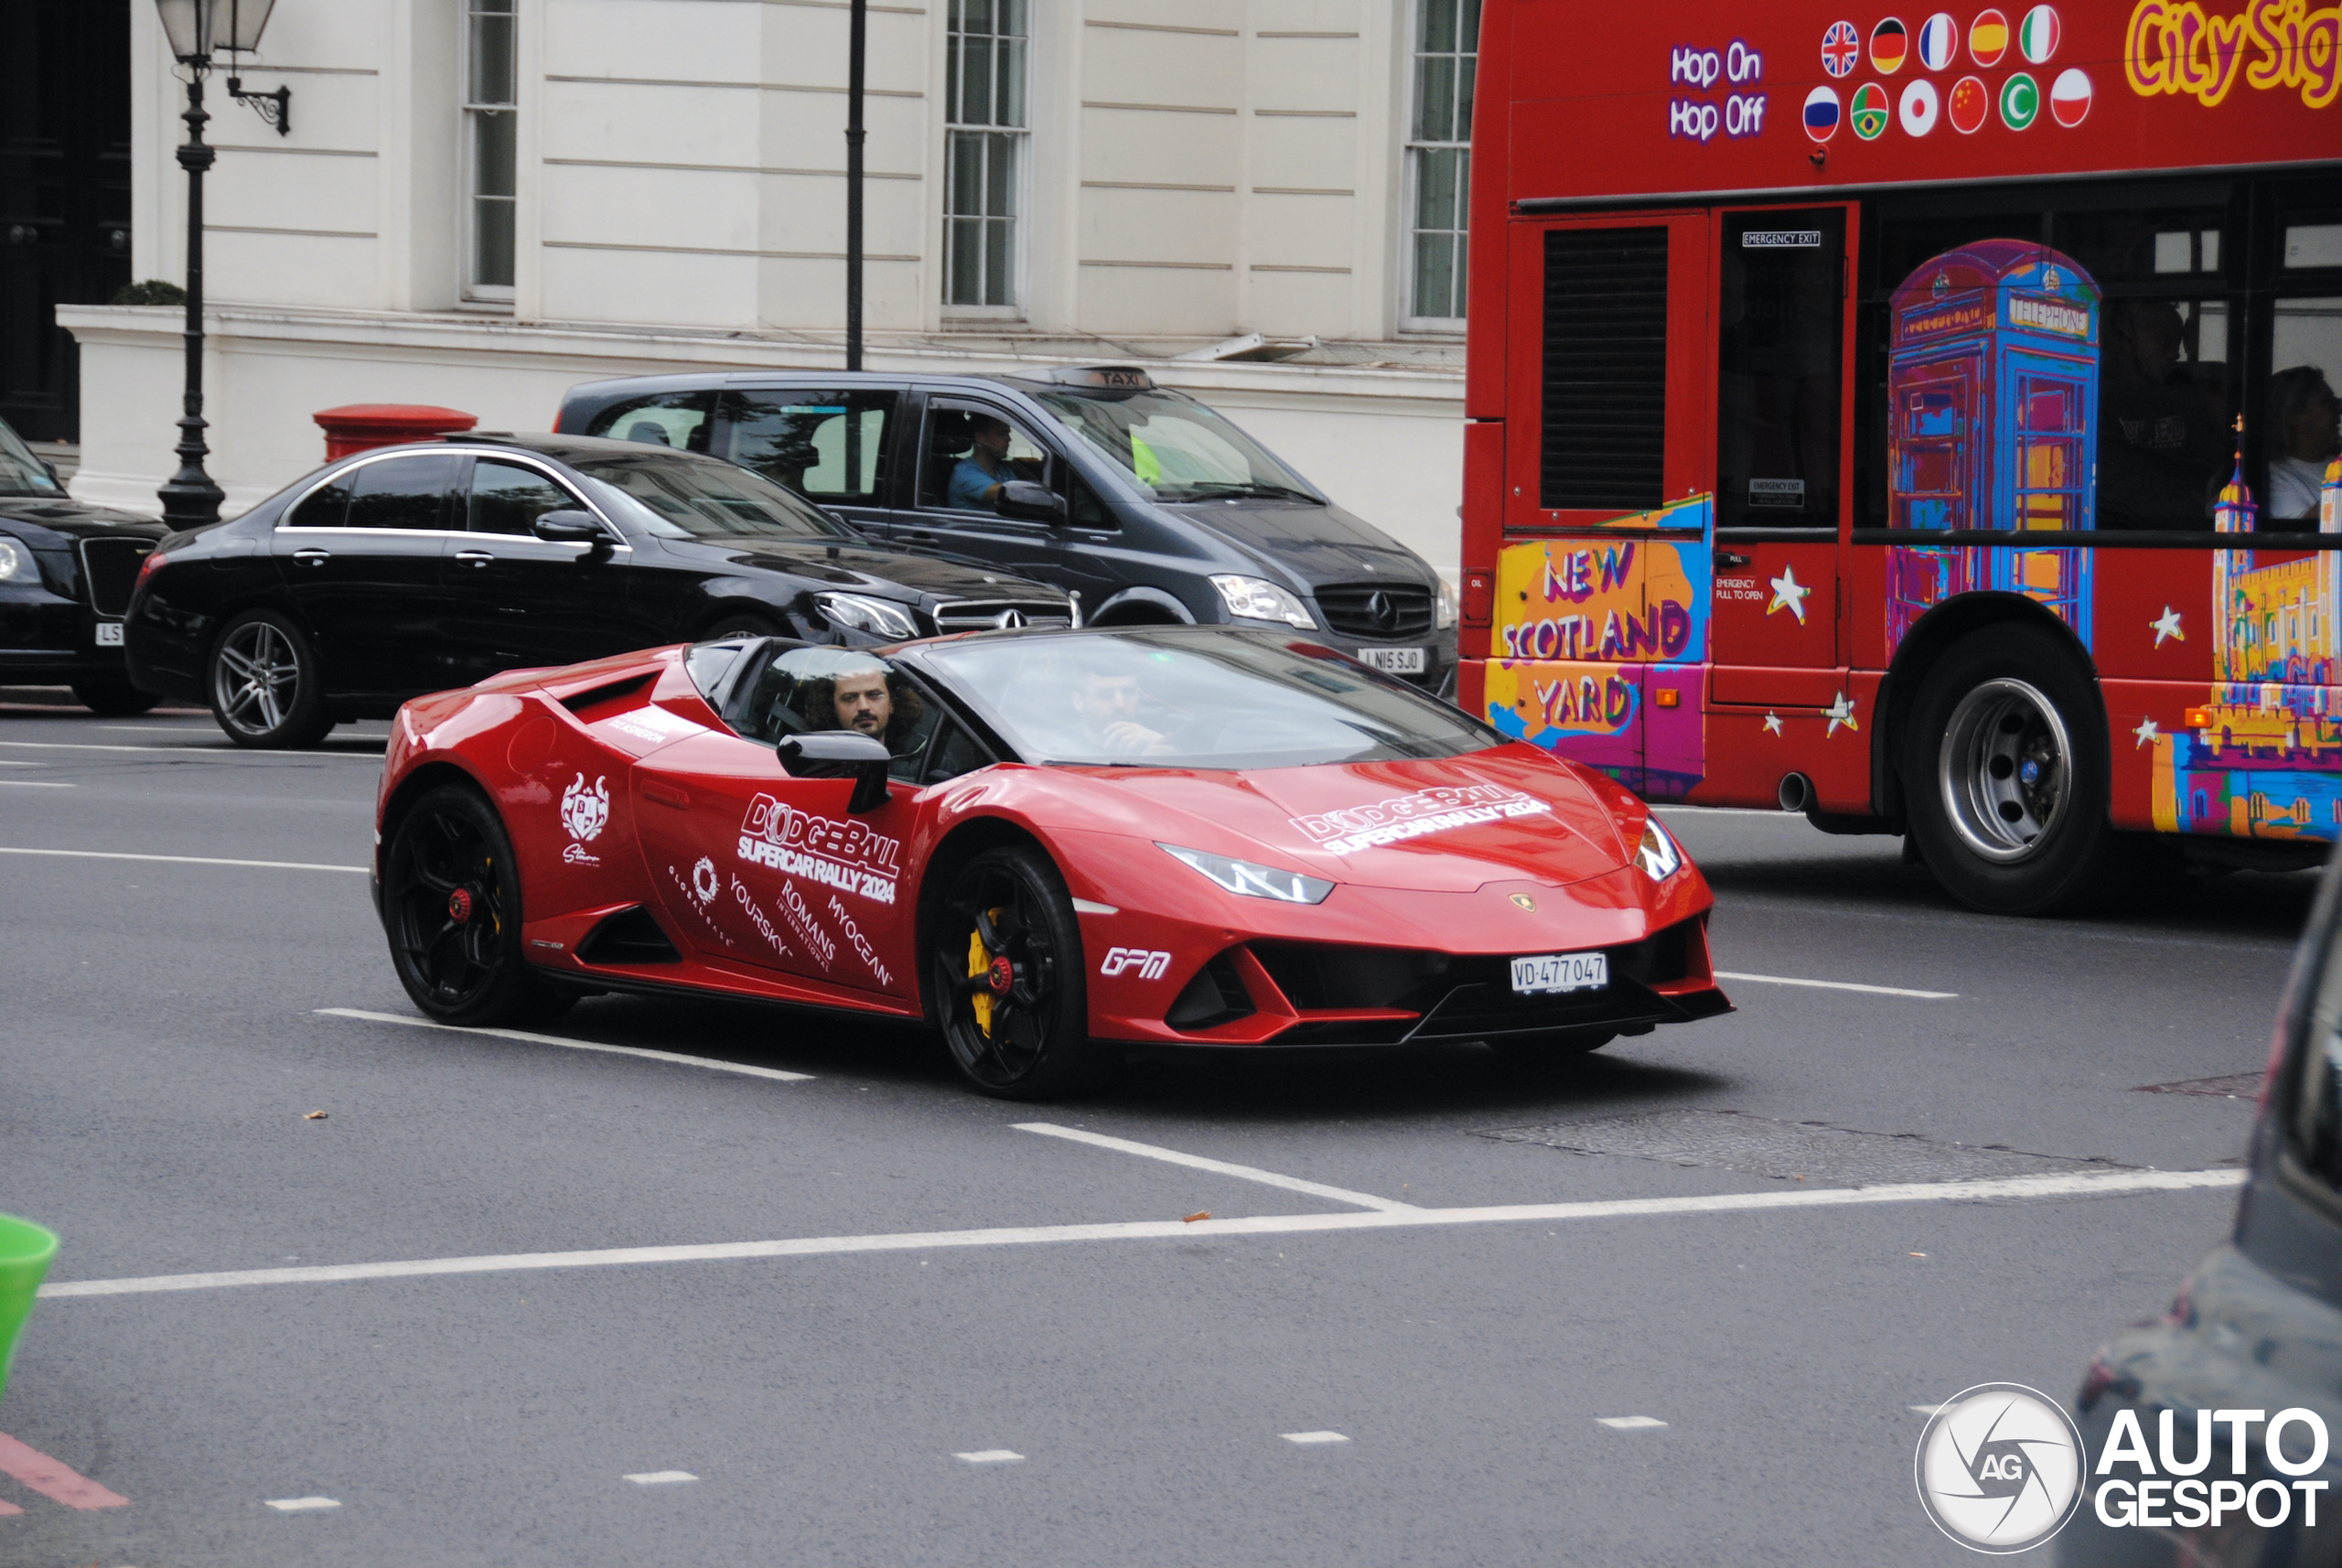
left=930, top=844, right=1098, bottom=1099
left=703, top=610, right=785, bottom=642
left=70, top=677, right=159, bottom=716
left=1902, top=624, right=2115, bottom=915
left=207, top=609, right=332, bottom=748
left=383, top=784, right=572, bottom=1026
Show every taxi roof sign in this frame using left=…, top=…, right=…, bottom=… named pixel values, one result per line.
left=1016, top=365, right=1155, bottom=392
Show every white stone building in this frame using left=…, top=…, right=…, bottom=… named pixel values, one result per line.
left=63, top=0, right=1478, bottom=577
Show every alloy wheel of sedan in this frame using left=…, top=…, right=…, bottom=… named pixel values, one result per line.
left=206, top=611, right=331, bottom=748
left=931, top=845, right=1096, bottom=1100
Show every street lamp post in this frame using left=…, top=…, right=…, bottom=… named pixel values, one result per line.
left=151, top=0, right=284, bottom=530
left=844, top=0, right=866, bottom=373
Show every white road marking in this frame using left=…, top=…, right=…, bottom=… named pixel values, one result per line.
left=0, top=846, right=369, bottom=874
left=0, top=780, right=70, bottom=788
left=1281, top=1431, right=1349, bottom=1445
left=623, top=1471, right=698, bottom=1485
left=1597, top=1416, right=1669, bottom=1430
left=1714, top=971, right=1958, bottom=1000
left=37, top=1165, right=2244, bottom=1302
left=0, top=760, right=45, bottom=767
left=954, top=1451, right=1024, bottom=1464
left=263, top=1497, right=341, bottom=1512
left=1015, top=1122, right=1417, bottom=1213
left=0, top=738, right=377, bottom=759
left=317, top=1008, right=813, bottom=1083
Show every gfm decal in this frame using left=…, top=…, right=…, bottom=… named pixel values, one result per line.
left=1293, top=784, right=1554, bottom=855
left=1100, top=947, right=1173, bottom=980
left=736, top=793, right=901, bottom=904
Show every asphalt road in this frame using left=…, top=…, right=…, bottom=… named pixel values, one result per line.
left=0, top=694, right=2308, bottom=1566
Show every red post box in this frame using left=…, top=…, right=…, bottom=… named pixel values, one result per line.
left=312, top=403, right=478, bottom=462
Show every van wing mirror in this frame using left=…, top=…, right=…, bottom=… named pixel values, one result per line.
left=777, top=730, right=893, bottom=812
left=994, top=480, right=1067, bottom=524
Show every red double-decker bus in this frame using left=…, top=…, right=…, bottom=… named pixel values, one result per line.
left=1458, top=0, right=2341, bottom=911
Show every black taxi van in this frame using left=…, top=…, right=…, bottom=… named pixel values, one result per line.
left=553, top=366, right=1457, bottom=694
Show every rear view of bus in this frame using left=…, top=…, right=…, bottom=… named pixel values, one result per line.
left=1458, top=0, right=2342, bottom=913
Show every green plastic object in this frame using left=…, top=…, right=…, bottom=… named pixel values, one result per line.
left=0, top=1214, right=59, bottom=1409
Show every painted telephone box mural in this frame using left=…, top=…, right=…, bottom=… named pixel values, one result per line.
left=1885, top=241, right=2100, bottom=655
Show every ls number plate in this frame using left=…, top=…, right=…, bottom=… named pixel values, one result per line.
left=1509, top=950, right=1608, bottom=995
left=1358, top=647, right=1425, bottom=674
left=94, top=622, right=124, bottom=647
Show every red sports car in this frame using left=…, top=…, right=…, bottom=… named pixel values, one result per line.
left=372, top=626, right=1730, bottom=1098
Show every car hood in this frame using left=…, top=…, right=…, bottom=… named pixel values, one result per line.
left=0, top=497, right=165, bottom=543
left=1038, top=746, right=1633, bottom=893
left=1155, top=498, right=1432, bottom=591
left=653, top=535, right=1066, bottom=602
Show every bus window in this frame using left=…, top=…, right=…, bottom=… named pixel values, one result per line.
left=1540, top=226, right=1671, bottom=511
left=1716, top=209, right=1844, bottom=529
left=2268, top=299, right=2341, bottom=526
left=2097, top=297, right=2234, bottom=529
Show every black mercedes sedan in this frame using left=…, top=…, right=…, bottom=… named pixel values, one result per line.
left=0, top=415, right=167, bottom=714
left=2062, top=850, right=2342, bottom=1567
left=124, top=434, right=1073, bottom=747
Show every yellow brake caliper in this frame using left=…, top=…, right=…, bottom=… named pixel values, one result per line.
left=968, top=924, right=994, bottom=1038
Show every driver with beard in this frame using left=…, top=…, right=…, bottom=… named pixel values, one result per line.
left=791, top=652, right=928, bottom=756
left=1070, top=662, right=1172, bottom=758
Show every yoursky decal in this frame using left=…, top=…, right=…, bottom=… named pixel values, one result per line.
left=736, top=794, right=902, bottom=905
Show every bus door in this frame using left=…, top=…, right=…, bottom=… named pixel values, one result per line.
left=1707, top=206, right=1853, bottom=711
left=1492, top=211, right=1711, bottom=795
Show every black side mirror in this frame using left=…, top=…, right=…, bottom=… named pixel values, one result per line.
left=777, top=730, right=892, bottom=812
left=532, top=510, right=611, bottom=549
left=994, top=480, right=1066, bottom=524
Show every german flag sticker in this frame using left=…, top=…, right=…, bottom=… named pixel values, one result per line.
left=1870, top=17, right=1909, bottom=73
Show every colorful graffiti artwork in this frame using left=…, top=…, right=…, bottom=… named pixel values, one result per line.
left=1484, top=494, right=1714, bottom=798
left=2154, top=441, right=2342, bottom=839
left=1885, top=239, right=2102, bottom=657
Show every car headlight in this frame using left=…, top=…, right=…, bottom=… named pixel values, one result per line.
left=1436, top=576, right=1458, bottom=629
left=1158, top=843, right=1335, bottom=905
left=816, top=592, right=919, bottom=639
left=1209, top=575, right=1315, bottom=629
left=0, top=536, right=35, bottom=585
left=1633, top=818, right=1683, bottom=883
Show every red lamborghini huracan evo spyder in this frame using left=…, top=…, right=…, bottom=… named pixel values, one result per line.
left=371, top=626, right=1729, bottom=1098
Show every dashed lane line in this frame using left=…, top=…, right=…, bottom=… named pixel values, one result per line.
left=36, top=1165, right=2244, bottom=1303
left=317, top=1008, right=814, bottom=1083
left=0, top=739, right=380, bottom=759
left=0, top=780, right=70, bottom=788
left=1015, top=1122, right=1418, bottom=1213
left=955, top=1451, right=1025, bottom=1465
left=1597, top=1416, right=1670, bottom=1431
left=1282, top=1432, right=1349, bottom=1445
left=0, top=1434, right=130, bottom=1509
left=263, top=1497, right=340, bottom=1512
left=0, top=846, right=368, bottom=874
left=1715, top=971, right=1958, bottom=1000
left=623, top=1472, right=698, bottom=1486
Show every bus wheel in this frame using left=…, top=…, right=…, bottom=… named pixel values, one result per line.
left=1902, top=627, right=2113, bottom=915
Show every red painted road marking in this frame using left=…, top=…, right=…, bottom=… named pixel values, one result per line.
left=0, top=1434, right=129, bottom=1509
left=0, top=1498, right=20, bottom=1517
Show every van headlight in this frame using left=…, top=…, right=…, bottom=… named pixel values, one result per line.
left=1209, top=575, right=1315, bottom=629
left=816, top=592, right=919, bottom=639
left=1633, top=819, right=1683, bottom=883
left=1436, top=576, right=1458, bottom=629
left=1158, top=843, right=1335, bottom=904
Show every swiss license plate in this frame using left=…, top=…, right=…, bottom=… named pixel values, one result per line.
left=1510, top=950, right=1609, bottom=995
left=1359, top=646, right=1425, bottom=674
left=94, top=622, right=124, bottom=647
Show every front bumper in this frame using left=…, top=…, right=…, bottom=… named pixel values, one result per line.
left=0, top=586, right=131, bottom=681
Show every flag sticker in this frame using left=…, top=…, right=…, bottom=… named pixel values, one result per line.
left=1899, top=76, right=1940, bottom=134
left=1870, top=17, right=1909, bottom=73
left=1917, top=13, right=1958, bottom=70
left=1803, top=85, right=1843, bottom=141
left=1852, top=81, right=1892, bottom=138
left=1948, top=74, right=1989, bottom=132
left=1822, top=20, right=1861, bottom=77
left=1969, top=8, right=2011, bottom=65
left=2000, top=70, right=2040, bottom=127
left=2019, top=5, right=2061, bottom=61
left=2050, top=65, right=2092, bottom=125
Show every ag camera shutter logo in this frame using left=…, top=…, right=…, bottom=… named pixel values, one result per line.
left=1915, top=1384, right=2085, bottom=1552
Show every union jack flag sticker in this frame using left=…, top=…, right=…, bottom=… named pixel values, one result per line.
left=1821, top=20, right=1861, bottom=77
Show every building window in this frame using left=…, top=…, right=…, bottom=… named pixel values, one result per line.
left=464, top=0, right=517, bottom=300
left=943, top=0, right=1026, bottom=310
left=1406, top=0, right=1479, bottom=326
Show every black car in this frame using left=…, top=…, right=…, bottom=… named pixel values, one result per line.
left=2064, top=853, right=2342, bottom=1567
left=553, top=365, right=1458, bottom=693
left=124, top=434, right=1074, bottom=748
left=0, top=415, right=167, bottom=714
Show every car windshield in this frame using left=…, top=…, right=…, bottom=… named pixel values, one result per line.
left=920, top=628, right=1499, bottom=769
left=1027, top=385, right=1319, bottom=503
left=566, top=450, right=857, bottom=542
left=0, top=419, right=64, bottom=499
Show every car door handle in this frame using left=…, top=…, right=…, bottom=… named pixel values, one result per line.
left=291, top=548, right=331, bottom=566
left=905, top=531, right=939, bottom=543
left=454, top=550, right=496, bottom=568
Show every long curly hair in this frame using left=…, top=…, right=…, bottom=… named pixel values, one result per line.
left=792, top=671, right=926, bottom=750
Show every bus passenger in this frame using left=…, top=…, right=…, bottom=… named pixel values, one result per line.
left=2267, top=367, right=2342, bottom=524
left=2099, top=298, right=2228, bottom=528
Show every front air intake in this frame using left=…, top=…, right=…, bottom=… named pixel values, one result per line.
left=1165, top=952, right=1254, bottom=1031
